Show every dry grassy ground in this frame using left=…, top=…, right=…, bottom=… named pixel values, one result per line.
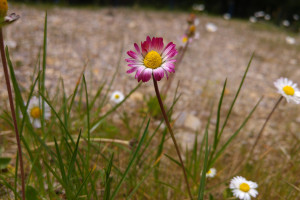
left=1, top=4, right=300, bottom=199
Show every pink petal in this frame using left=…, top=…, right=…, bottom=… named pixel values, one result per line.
left=127, top=67, right=137, bottom=74
left=152, top=37, right=164, bottom=53
left=162, top=43, right=176, bottom=57
left=153, top=68, right=165, bottom=81
left=135, top=67, right=145, bottom=79
left=127, top=51, right=138, bottom=59
left=141, top=41, right=149, bottom=55
left=163, top=63, right=175, bottom=73
left=126, top=59, right=138, bottom=64
left=137, top=69, right=146, bottom=82
left=141, top=68, right=152, bottom=82
left=134, top=43, right=141, bottom=54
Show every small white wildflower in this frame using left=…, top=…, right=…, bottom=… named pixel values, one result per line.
left=254, top=11, right=265, bottom=18
left=110, top=91, right=124, bottom=104
left=206, top=168, right=216, bottom=178
left=223, top=13, right=231, bottom=20
left=230, top=176, right=258, bottom=200
left=282, top=20, right=290, bottom=27
left=264, top=14, right=271, bottom=21
left=285, top=36, right=296, bottom=45
left=27, top=96, right=51, bottom=128
left=205, top=23, right=218, bottom=32
left=192, top=4, right=205, bottom=12
left=249, top=16, right=257, bottom=23
left=274, top=77, right=300, bottom=104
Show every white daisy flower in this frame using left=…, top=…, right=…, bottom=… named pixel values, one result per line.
left=110, top=91, right=124, bottom=104
left=285, top=36, right=296, bottom=45
left=27, top=96, right=51, bottom=128
left=206, top=168, right=216, bottom=178
left=293, top=14, right=299, bottom=21
left=249, top=16, right=257, bottom=23
left=264, top=14, right=271, bottom=21
left=282, top=20, right=290, bottom=27
left=223, top=13, right=231, bottom=20
left=192, top=4, right=205, bottom=12
left=254, top=11, right=265, bottom=18
left=230, top=176, right=258, bottom=200
left=205, top=23, right=218, bottom=32
left=274, top=78, right=300, bottom=104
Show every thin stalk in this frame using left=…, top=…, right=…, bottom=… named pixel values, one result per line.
left=249, top=96, right=283, bottom=156
left=153, top=78, right=193, bottom=200
left=0, top=28, right=25, bottom=200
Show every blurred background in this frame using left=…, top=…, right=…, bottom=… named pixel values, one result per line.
left=10, top=0, right=300, bottom=31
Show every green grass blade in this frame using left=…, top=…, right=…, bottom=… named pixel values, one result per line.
left=54, top=137, right=70, bottom=198
left=39, top=92, right=75, bottom=145
left=41, top=12, right=48, bottom=132
left=210, top=97, right=262, bottom=166
left=83, top=75, right=91, bottom=175
left=74, top=169, right=93, bottom=199
left=213, top=79, right=227, bottom=148
left=126, top=164, right=157, bottom=199
left=104, top=153, right=114, bottom=200
left=91, top=83, right=141, bottom=133
left=197, top=128, right=210, bottom=200
left=110, top=119, right=150, bottom=200
left=218, top=54, right=254, bottom=141
left=67, top=130, right=82, bottom=181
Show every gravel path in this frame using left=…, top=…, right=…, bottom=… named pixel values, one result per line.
left=1, top=5, right=300, bottom=148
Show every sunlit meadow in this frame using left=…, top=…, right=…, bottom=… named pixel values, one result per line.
left=0, top=1, right=300, bottom=200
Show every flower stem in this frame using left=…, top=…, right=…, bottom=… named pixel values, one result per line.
left=249, top=96, right=283, bottom=157
left=0, top=28, right=25, bottom=200
left=153, top=78, right=193, bottom=200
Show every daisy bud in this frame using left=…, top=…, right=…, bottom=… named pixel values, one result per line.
left=0, top=0, right=8, bottom=19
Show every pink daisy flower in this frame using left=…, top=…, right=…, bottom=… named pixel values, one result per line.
left=126, top=36, right=178, bottom=82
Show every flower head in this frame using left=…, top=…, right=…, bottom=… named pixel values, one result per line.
left=126, top=36, right=177, bottom=82
left=0, top=0, right=19, bottom=27
left=206, top=168, right=216, bottom=178
left=205, top=23, right=218, bottom=32
left=264, top=14, right=271, bottom=21
left=110, top=91, right=124, bottom=104
left=27, top=96, right=51, bottom=128
left=230, top=176, right=258, bottom=200
left=274, top=77, right=300, bottom=104
left=192, top=4, right=205, bottom=12
left=249, top=16, right=257, bottom=23
left=223, top=13, right=231, bottom=20
left=0, top=0, right=8, bottom=18
left=282, top=20, right=290, bottom=27
left=286, top=36, right=296, bottom=45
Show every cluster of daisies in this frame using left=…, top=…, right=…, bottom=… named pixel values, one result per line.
left=179, top=14, right=218, bottom=48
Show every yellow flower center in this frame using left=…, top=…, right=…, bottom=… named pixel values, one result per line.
left=115, top=94, right=120, bottom=99
left=283, top=85, right=295, bottom=96
left=182, top=37, right=188, bottom=43
left=30, top=107, right=41, bottom=119
left=207, top=169, right=212, bottom=174
left=143, top=50, right=162, bottom=69
left=0, top=0, right=8, bottom=18
left=239, top=183, right=250, bottom=192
